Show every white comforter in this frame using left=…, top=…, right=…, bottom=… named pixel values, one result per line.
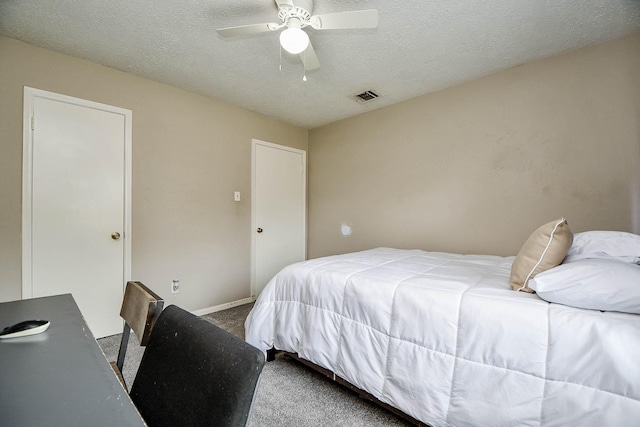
left=245, top=248, right=640, bottom=426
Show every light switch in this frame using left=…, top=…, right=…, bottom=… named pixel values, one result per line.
left=234, top=191, right=241, bottom=202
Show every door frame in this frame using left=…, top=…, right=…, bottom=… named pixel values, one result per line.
left=251, top=139, right=307, bottom=297
left=21, top=86, right=132, bottom=299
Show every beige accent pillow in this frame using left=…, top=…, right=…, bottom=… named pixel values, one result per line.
left=510, top=218, right=573, bottom=292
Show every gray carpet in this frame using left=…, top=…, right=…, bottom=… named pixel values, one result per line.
left=98, top=303, right=413, bottom=426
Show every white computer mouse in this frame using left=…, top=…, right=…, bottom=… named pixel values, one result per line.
left=0, top=320, right=50, bottom=339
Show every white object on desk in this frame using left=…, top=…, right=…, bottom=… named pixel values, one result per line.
left=0, top=320, right=50, bottom=339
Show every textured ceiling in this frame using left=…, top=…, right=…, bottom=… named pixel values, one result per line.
left=1, top=0, right=640, bottom=129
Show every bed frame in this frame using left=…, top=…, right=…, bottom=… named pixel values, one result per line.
left=267, top=348, right=429, bottom=426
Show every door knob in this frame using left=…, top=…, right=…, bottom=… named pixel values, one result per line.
left=111, top=232, right=121, bottom=240
left=257, top=228, right=263, bottom=233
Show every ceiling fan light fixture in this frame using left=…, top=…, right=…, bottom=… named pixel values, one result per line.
left=279, top=27, right=309, bottom=54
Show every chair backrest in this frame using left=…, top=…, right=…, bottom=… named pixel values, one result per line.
left=129, top=305, right=266, bottom=427
left=120, top=281, right=164, bottom=345
left=115, top=281, right=164, bottom=373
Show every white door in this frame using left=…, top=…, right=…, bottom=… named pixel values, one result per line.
left=252, top=140, right=306, bottom=297
left=22, top=87, right=131, bottom=338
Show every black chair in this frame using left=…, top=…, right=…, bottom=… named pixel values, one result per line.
left=129, top=305, right=266, bottom=427
left=111, top=281, right=164, bottom=389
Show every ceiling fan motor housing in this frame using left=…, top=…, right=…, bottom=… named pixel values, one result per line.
left=278, top=0, right=313, bottom=26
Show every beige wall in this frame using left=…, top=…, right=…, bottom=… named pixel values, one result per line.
left=308, top=32, right=640, bottom=258
left=0, top=36, right=308, bottom=308
left=3, top=32, right=640, bottom=306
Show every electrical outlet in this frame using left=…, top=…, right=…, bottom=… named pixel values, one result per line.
left=171, top=279, right=180, bottom=294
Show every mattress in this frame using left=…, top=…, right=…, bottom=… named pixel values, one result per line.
left=245, top=247, right=640, bottom=426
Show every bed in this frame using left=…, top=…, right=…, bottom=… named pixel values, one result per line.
left=245, top=224, right=640, bottom=426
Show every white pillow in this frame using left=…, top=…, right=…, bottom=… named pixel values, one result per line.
left=564, top=230, right=640, bottom=264
left=529, top=259, right=640, bottom=314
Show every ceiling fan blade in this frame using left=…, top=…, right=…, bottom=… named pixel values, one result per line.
left=310, top=9, right=379, bottom=30
left=216, top=22, right=278, bottom=38
left=300, top=41, right=320, bottom=71
left=274, top=0, right=294, bottom=9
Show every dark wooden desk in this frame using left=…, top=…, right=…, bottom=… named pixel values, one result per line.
left=0, top=294, right=146, bottom=426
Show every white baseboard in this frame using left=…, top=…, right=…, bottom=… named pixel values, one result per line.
left=192, top=296, right=256, bottom=316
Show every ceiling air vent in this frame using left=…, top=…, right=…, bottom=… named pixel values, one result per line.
left=353, top=90, right=380, bottom=104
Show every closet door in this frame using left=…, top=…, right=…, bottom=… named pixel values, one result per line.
left=23, top=87, right=132, bottom=338
left=252, top=139, right=306, bottom=297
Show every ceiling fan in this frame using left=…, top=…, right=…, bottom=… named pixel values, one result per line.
left=216, top=0, right=379, bottom=74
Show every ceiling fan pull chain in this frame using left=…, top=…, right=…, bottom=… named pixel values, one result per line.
left=302, top=50, right=307, bottom=81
